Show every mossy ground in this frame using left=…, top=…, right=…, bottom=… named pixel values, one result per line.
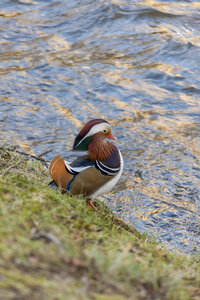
left=0, top=146, right=199, bottom=300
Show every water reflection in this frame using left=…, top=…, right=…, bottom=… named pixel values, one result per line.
left=0, top=0, right=200, bottom=253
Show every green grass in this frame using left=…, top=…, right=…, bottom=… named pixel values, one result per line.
left=0, top=146, right=199, bottom=299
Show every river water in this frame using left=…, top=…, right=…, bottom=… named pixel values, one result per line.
left=0, top=0, right=200, bottom=254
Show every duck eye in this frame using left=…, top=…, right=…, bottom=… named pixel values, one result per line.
left=103, top=129, right=107, bottom=133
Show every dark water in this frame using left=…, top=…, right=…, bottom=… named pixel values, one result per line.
left=0, top=0, right=200, bottom=254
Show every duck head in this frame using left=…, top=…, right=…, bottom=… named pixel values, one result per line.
left=73, top=119, right=116, bottom=160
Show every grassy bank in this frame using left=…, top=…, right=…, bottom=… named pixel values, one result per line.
left=0, top=145, right=199, bottom=300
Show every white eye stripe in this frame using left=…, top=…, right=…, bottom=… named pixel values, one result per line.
left=76, top=123, right=110, bottom=148
left=86, top=123, right=110, bottom=136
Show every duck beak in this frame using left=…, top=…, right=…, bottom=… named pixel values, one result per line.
left=107, top=133, right=117, bottom=140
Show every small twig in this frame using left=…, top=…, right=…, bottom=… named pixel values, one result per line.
left=38, top=149, right=53, bottom=158
left=0, top=145, right=18, bottom=152
left=0, top=145, right=50, bottom=168
left=31, top=229, right=63, bottom=253
left=3, top=158, right=28, bottom=176
left=31, top=230, right=61, bottom=246
left=15, top=150, right=49, bottom=166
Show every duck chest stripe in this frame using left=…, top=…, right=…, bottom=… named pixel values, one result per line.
left=95, top=161, right=119, bottom=176
left=98, top=161, right=120, bottom=172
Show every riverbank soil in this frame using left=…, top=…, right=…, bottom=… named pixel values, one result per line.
left=0, top=146, right=199, bottom=300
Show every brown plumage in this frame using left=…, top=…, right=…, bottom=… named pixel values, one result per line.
left=49, top=156, right=73, bottom=193
left=88, top=133, right=114, bottom=161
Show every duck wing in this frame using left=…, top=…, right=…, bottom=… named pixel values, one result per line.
left=64, top=155, right=95, bottom=175
left=69, top=166, right=113, bottom=198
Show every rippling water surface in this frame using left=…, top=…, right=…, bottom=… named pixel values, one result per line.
left=0, top=0, right=200, bottom=253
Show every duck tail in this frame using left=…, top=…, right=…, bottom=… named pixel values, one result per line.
left=48, top=180, right=58, bottom=190
left=49, top=155, right=73, bottom=193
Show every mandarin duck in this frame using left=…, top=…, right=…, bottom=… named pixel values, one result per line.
left=49, top=119, right=123, bottom=210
